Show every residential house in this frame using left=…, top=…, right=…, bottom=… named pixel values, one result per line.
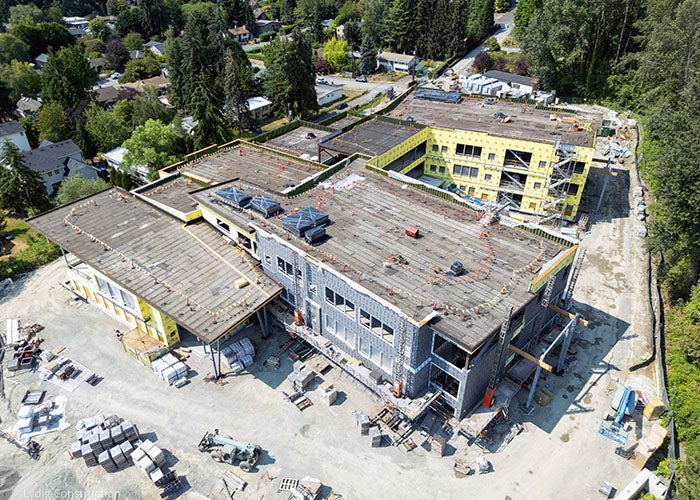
left=34, top=54, right=49, bottom=71
left=94, top=86, right=138, bottom=109
left=254, top=20, right=281, bottom=36
left=229, top=26, right=252, bottom=44
left=315, top=84, right=342, bottom=107
left=483, top=70, right=538, bottom=97
left=103, top=146, right=127, bottom=171
left=129, top=50, right=145, bottom=60
left=247, top=96, right=272, bottom=121
left=62, top=16, right=89, bottom=29
left=16, top=97, right=42, bottom=118
left=90, top=57, right=107, bottom=74
left=144, top=41, right=166, bottom=57
left=21, top=140, right=97, bottom=195
left=249, top=0, right=268, bottom=21
left=122, top=75, right=170, bottom=96
left=0, top=121, right=31, bottom=152
left=376, top=51, right=418, bottom=73
left=67, top=27, right=86, bottom=38
left=181, top=116, right=199, bottom=135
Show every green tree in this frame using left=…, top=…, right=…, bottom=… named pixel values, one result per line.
left=8, top=4, right=44, bottom=24
left=0, top=140, right=51, bottom=215
left=0, top=79, right=15, bottom=121
left=384, top=0, right=417, bottom=54
left=264, top=28, right=318, bottom=119
left=114, top=91, right=174, bottom=128
left=677, top=448, right=700, bottom=499
left=120, top=53, right=160, bottom=82
left=138, top=0, right=169, bottom=37
left=221, top=0, right=255, bottom=30
left=344, top=20, right=361, bottom=50
left=41, top=45, right=97, bottom=109
left=0, top=33, right=30, bottom=65
left=190, top=75, right=229, bottom=149
left=19, top=115, right=39, bottom=148
left=37, top=101, right=68, bottom=142
left=322, top=37, right=349, bottom=72
left=72, top=118, right=97, bottom=160
left=485, top=36, right=500, bottom=52
left=10, top=20, right=74, bottom=59
left=122, top=31, right=144, bottom=51
left=361, top=0, right=387, bottom=46
left=106, top=36, right=130, bottom=73
left=223, top=47, right=253, bottom=132
left=359, top=35, right=377, bottom=75
left=84, top=102, right=131, bottom=153
left=115, top=7, right=148, bottom=37
left=121, top=119, right=183, bottom=173
left=108, top=167, right=134, bottom=189
left=89, top=17, right=111, bottom=42
left=495, top=0, right=511, bottom=13
left=514, top=0, right=543, bottom=37
left=55, top=173, right=109, bottom=205
left=0, top=60, right=42, bottom=102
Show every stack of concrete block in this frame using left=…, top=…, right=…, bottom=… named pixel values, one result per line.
left=321, top=385, right=338, bottom=406
left=286, top=362, right=315, bottom=389
left=221, top=337, right=256, bottom=370
left=152, top=354, right=188, bottom=386
left=369, top=426, right=382, bottom=447
left=133, top=440, right=166, bottom=475
left=430, top=435, right=446, bottom=457
left=356, top=412, right=370, bottom=435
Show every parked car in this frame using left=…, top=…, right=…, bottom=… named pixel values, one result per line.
left=111, top=72, right=121, bottom=79
left=316, top=77, right=328, bottom=84
left=355, top=75, right=367, bottom=82
left=336, top=102, right=348, bottom=110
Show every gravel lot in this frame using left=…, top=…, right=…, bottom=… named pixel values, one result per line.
left=0, top=134, right=660, bottom=500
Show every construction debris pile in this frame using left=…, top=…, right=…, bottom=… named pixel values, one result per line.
left=5, top=319, right=44, bottom=372
left=38, top=349, right=97, bottom=386
left=68, top=413, right=182, bottom=496
left=151, top=353, right=189, bottom=387
left=220, top=337, right=255, bottom=373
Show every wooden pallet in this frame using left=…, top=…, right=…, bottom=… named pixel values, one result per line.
left=293, top=396, right=312, bottom=411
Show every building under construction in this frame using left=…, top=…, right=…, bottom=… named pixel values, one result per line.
left=29, top=130, right=588, bottom=419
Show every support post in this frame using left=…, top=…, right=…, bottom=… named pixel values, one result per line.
left=209, top=344, right=219, bottom=379
left=556, top=314, right=579, bottom=373
left=526, top=365, right=543, bottom=409
left=217, top=339, right=221, bottom=377
left=202, top=340, right=208, bottom=355
left=263, top=306, right=270, bottom=337
left=257, top=310, right=268, bottom=338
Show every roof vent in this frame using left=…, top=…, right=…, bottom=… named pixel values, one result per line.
left=451, top=261, right=464, bottom=276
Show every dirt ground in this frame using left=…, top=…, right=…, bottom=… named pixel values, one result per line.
left=0, top=130, right=660, bottom=500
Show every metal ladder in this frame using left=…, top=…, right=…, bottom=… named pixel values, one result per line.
left=540, top=275, right=557, bottom=307
left=563, top=248, right=586, bottom=309
left=483, top=306, right=513, bottom=407
left=291, top=251, right=302, bottom=309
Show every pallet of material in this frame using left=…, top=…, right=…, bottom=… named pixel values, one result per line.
left=292, top=394, right=312, bottom=411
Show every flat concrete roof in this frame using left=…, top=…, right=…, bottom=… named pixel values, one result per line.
left=320, top=117, right=422, bottom=157
left=265, top=126, right=333, bottom=159
left=386, top=93, right=602, bottom=147
left=176, top=144, right=326, bottom=191
left=327, top=115, right=360, bottom=130
left=135, top=175, right=201, bottom=214
left=191, top=169, right=568, bottom=352
left=28, top=189, right=282, bottom=344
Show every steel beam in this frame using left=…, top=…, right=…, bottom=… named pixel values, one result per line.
left=526, top=365, right=543, bottom=409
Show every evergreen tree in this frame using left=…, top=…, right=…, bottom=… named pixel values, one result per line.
left=0, top=79, right=16, bottom=121
left=37, top=101, right=68, bottom=142
left=0, top=140, right=51, bottom=215
left=359, top=35, right=377, bottom=75
left=264, top=28, right=318, bottom=119
left=138, top=0, right=168, bottom=37
left=190, top=75, right=229, bottom=149
left=41, top=45, right=97, bottom=109
left=384, top=0, right=417, bottom=54
left=221, top=0, right=256, bottom=31
left=223, top=48, right=253, bottom=133
left=361, top=0, right=387, bottom=47
left=73, top=118, right=97, bottom=160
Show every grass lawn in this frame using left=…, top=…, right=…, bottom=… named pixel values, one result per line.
left=1, top=216, right=41, bottom=260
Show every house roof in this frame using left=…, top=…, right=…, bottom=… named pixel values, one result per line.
left=16, top=97, right=42, bottom=112
left=130, top=50, right=144, bottom=59
left=484, top=70, right=537, bottom=88
left=90, top=57, right=107, bottom=68
left=144, top=41, right=165, bottom=53
left=229, top=26, right=250, bottom=36
left=21, top=139, right=82, bottom=173
left=35, top=54, right=49, bottom=64
left=377, top=51, right=417, bottom=64
left=0, top=120, right=25, bottom=137
left=315, top=84, right=340, bottom=99
left=104, top=146, right=127, bottom=166
left=246, top=96, right=272, bottom=111
left=27, top=188, right=283, bottom=344
left=68, top=27, right=86, bottom=37
left=122, top=75, right=170, bottom=92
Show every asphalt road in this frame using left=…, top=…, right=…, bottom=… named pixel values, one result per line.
left=451, top=7, right=516, bottom=76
